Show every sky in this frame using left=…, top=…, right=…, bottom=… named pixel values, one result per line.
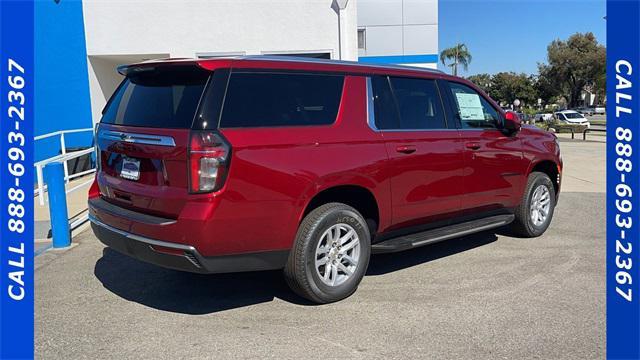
left=438, top=0, right=606, bottom=76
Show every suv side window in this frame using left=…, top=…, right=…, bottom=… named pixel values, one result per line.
left=219, top=72, right=344, bottom=128
left=370, top=76, right=447, bottom=130
left=448, top=82, right=501, bottom=129
left=370, top=75, right=400, bottom=130
left=389, top=77, right=447, bottom=130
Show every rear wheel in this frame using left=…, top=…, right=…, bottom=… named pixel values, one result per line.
left=511, top=172, right=556, bottom=237
left=284, top=203, right=371, bottom=303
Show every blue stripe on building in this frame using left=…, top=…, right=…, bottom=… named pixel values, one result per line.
left=358, top=54, right=438, bottom=64
left=35, top=0, right=93, bottom=162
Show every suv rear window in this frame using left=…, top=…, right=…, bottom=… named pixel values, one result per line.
left=219, top=72, right=344, bottom=128
left=101, top=66, right=210, bottom=128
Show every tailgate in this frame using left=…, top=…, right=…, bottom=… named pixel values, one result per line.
left=97, top=124, right=190, bottom=219
left=95, top=64, right=211, bottom=218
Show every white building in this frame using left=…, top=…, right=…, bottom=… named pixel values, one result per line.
left=357, top=0, right=438, bottom=68
left=82, top=0, right=358, bottom=125
left=35, top=0, right=438, bottom=162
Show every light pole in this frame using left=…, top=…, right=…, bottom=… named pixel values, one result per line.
left=334, top=0, right=349, bottom=60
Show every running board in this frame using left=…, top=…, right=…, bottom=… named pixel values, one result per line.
left=371, top=214, right=515, bottom=254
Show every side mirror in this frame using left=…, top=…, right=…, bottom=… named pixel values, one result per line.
left=503, top=111, right=522, bottom=133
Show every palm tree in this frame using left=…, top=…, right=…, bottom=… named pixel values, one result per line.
left=440, top=43, right=472, bottom=76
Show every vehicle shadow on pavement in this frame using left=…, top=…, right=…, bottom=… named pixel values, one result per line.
left=94, top=230, right=499, bottom=314
left=94, top=248, right=308, bottom=314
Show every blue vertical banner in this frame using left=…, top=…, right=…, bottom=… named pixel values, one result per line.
left=607, top=0, right=640, bottom=359
left=0, top=0, right=35, bottom=359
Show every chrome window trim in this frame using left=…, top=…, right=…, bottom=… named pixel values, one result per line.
left=366, top=77, right=379, bottom=131
left=457, top=128, right=502, bottom=132
left=378, top=128, right=460, bottom=133
left=98, top=130, right=176, bottom=147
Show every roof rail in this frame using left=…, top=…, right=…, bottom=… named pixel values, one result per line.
left=119, top=55, right=446, bottom=76
left=234, top=55, right=445, bottom=74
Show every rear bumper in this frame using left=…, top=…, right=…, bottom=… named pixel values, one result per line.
left=89, top=215, right=289, bottom=274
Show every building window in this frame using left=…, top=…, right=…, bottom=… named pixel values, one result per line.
left=271, top=52, right=331, bottom=59
left=196, top=51, right=246, bottom=58
left=358, top=29, right=366, bottom=50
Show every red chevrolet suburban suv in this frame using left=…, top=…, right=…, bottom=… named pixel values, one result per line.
left=89, top=56, right=562, bottom=303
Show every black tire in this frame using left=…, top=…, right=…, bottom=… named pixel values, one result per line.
left=511, top=172, right=556, bottom=237
left=284, top=203, right=371, bottom=303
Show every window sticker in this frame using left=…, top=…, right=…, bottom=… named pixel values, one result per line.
left=455, top=93, right=484, bottom=120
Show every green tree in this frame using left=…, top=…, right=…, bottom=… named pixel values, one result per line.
left=542, top=32, right=606, bottom=107
left=593, top=70, right=606, bottom=105
left=467, top=73, right=492, bottom=94
left=534, top=65, right=561, bottom=107
left=440, top=43, right=472, bottom=76
left=488, top=72, right=536, bottom=107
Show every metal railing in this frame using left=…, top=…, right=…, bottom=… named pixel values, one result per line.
left=551, top=126, right=576, bottom=139
left=550, top=125, right=607, bottom=141
left=34, top=127, right=95, bottom=206
left=583, top=128, right=606, bottom=140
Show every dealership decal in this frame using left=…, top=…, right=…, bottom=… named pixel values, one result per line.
left=0, top=0, right=35, bottom=358
left=607, top=1, right=640, bottom=358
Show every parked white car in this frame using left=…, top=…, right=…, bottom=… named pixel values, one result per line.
left=534, top=113, right=554, bottom=122
left=554, top=110, right=591, bottom=128
left=594, top=106, right=606, bottom=115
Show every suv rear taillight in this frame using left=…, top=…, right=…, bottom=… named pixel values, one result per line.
left=188, top=131, right=230, bottom=193
left=88, top=176, right=100, bottom=199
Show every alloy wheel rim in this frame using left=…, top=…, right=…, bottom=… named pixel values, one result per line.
left=314, top=223, right=361, bottom=287
left=530, top=185, right=551, bottom=227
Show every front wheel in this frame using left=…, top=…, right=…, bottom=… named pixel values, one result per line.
left=284, top=203, right=371, bottom=303
left=511, top=172, right=557, bottom=237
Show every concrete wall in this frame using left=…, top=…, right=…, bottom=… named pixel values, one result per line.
left=357, top=0, right=438, bottom=68
left=86, top=54, right=168, bottom=128
left=82, top=0, right=358, bottom=124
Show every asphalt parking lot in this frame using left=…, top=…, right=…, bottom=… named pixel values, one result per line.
left=35, top=136, right=605, bottom=360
